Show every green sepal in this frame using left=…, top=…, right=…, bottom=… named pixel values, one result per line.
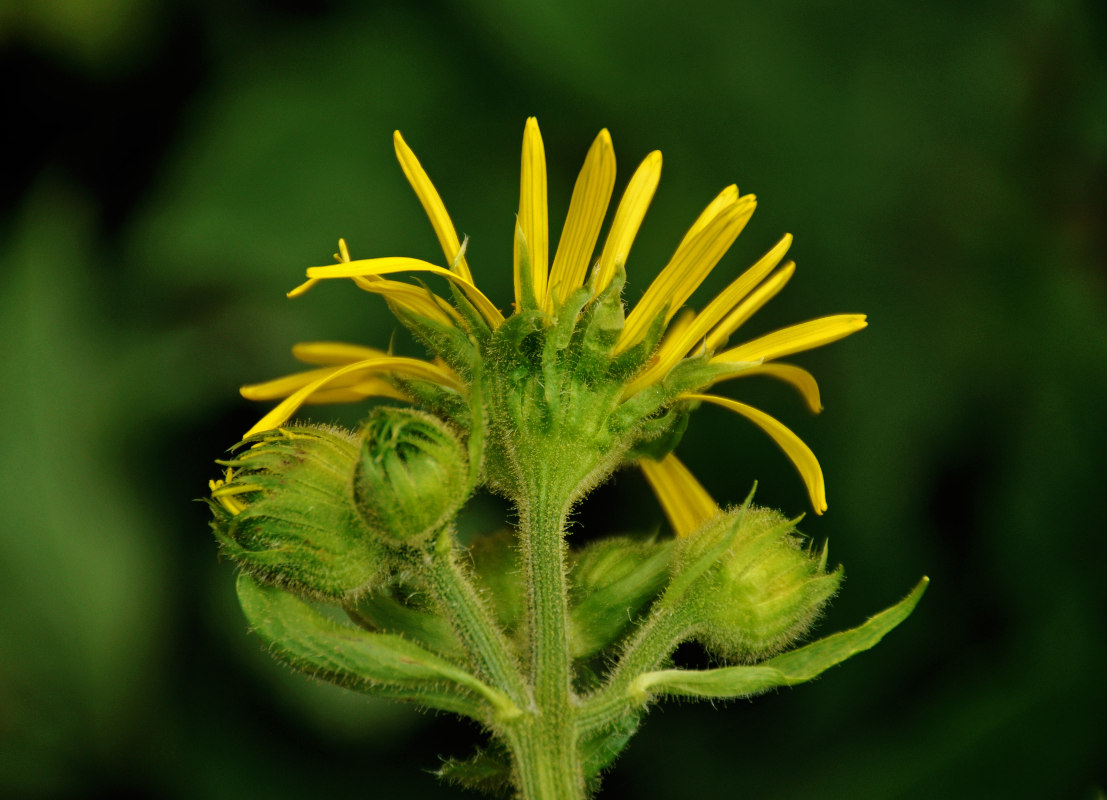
left=612, top=356, right=727, bottom=431
left=448, top=279, right=494, bottom=343
left=236, top=573, right=519, bottom=722
left=345, top=584, right=464, bottom=660
left=621, top=405, right=691, bottom=463
left=390, top=299, right=479, bottom=378
left=390, top=375, right=469, bottom=426
left=630, top=576, right=929, bottom=701
left=547, top=285, right=591, bottom=354
left=573, top=268, right=626, bottom=375
left=569, top=537, right=674, bottom=660
left=606, top=302, right=669, bottom=382
left=514, top=224, right=540, bottom=312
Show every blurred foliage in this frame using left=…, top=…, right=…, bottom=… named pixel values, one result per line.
left=1, top=0, right=1104, bottom=797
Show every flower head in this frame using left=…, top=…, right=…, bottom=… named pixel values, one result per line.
left=237, top=118, right=865, bottom=520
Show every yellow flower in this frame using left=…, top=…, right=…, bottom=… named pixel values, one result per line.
left=238, top=118, right=865, bottom=517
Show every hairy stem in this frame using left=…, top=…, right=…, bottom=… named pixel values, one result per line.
left=421, top=529, right=529, bottom=712
left=511, top=470, right=583, bottom=799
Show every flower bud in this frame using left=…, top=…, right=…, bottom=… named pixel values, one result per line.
left=569, top=536, right=674, bottom=659
left=353, top=408, right=469, bottom=543
left=209, top=425, right=388, bottom=600
left=678, top=506, right=841, bottom=663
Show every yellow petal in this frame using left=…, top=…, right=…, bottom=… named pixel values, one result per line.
left=300, top=380, right=408, bottom=404
left=393, top=130, right=473, bottom=283
left=515, top=117, right=548, bottom=310
left=623, top=234, right=792, bottom=395
left=243, top=356, right=464, bottom=439
left=713, top=314, right=868, bottom=366
left=350, top=275, right=461, bottom=327
left=286, top=277, right=321, bottom=298
left=673, top=184, right=739, bottom=252
left=240, top=365, right=370, bottom=401
left=711, top=362, right=823, bottom=413
left=685, top=393, right=827, bottom=514
left=291, top=341, right=389, bottom=365
left=592, top=150, right=662, bottom=295
left=659, top=307, right=696, bottom=351
left=703, top=260, right=795, bottom=352
left=618, top=193, right=756, bottom=352
left=546, top=129, right=616, bottom=309
left=240, top=366, right=409, bottom=404
left=307, top=256, right=504, bottom=328
left=638, top=453, right=719, bottom=537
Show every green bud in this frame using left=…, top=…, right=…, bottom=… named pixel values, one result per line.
left=209, top=425, right=388, bottom=600
left=569, top=536, right=674, bottom=659
left=678, top=506, right=841, bottom=663
left=354, top=408, right=469, bottom=543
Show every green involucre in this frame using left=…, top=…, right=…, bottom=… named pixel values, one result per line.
left=676, top=505, right=842, bottom=662
left=211, top=425, right=389, bottom=600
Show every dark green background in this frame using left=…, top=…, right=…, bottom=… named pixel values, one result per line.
left=2, top=1, right=1104, bottom=797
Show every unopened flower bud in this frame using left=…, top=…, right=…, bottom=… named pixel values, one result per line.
left=354, top=408, right=469, bottom=543
left=678, top=506, right=841, bottom=662
left=569, top=536, right=673, bottom=658
left=209, top=425, right=388, bottom=600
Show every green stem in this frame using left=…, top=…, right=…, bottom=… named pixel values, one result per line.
left=421, top=529, right=529, bottom=711
left=512, top=474, right=584, bottom=799
left=579, top=604, right=693, bottom=737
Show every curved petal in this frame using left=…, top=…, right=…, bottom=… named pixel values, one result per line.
left=710, top=362, right=823, bottom=413
left=618, top=192, right=756, bottom=353
left=684, top=392, right=827, bottom=514
left=713, top=314, right=868, bottom=366
left=307, top=256, right=504, bottom=328
left=350, top=275, right=461, bottom=327
left=638, top=453, right=719, bottom=537
left=291, top=341, right=389, bottom=366
left=393, top=130, right=473, bottom=283
left=515, top=117, right=548, bottom=310
left=547, top=128, right=616, bottom=309
left=243, top=356, right=463, bottom=439
left=299, top=380, right=408, bottom=404
left=592, top=150, right=662, bottom=294
left=240, top=365, right=372, bottom=401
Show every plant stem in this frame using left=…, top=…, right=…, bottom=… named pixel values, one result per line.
left=578, top=607, right=691, bottom=737
left=512, top=470, right=584, bottom=799
left=421, top=529, right=529, bottom=711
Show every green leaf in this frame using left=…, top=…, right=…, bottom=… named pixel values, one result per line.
left=436, top=745, right=514, bottom=796
left=579, top=712, right=642, bottom=786
left=631, top=576, right=928, bottom=700
left=236, top=573, right=520, bottom=721
left=345, top=586, right=464, bottom=660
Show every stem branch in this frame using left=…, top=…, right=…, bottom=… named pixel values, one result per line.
left=421, top=529, right=529, bottom=712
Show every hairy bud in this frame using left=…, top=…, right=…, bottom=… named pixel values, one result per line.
left=569, top=536, right=674, bottom=659
left=354, top=408, right=469, bottom=543
left=678, top=506, right=841, bottom=662
left=209, top=425, right=388, bottom=600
